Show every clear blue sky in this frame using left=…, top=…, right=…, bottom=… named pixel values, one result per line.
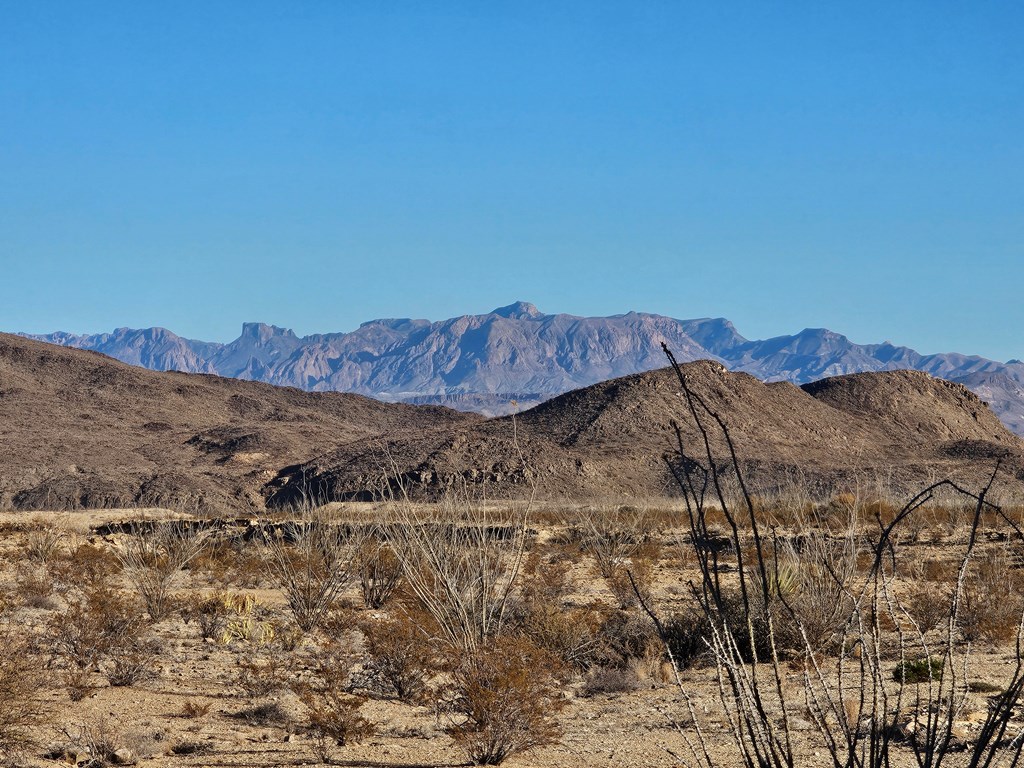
left=1, top=2, right=1021, bottom=359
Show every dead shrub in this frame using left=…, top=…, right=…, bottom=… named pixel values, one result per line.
left=519, top=549, right=574, bottom=603
left=180, top=591, right=234, bottom=641
left=235, top=651, right=288, bottom=699
left=232, top=701, right=290, bottom=727
left=104, top=637, right=161, bottom=687
left=442, top=635, right=565, bottom=765
left=592, top=608, right=662, bottom=669
left=904, top=584, right=950, bottom=633
left=49, top=586, right=149, bottom=687
left=170, top=740, right=213, bottom=756
left=59, top=717, right=133, bottom=767
left=959, top=547, right=1024, bottom=644
left=49, top=542, right=120, bottom=594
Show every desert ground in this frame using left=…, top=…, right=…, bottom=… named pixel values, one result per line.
left=3, top=483, right=1024, bottom=768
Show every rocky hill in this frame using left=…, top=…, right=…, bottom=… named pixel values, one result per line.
left=25, top=303, right=1024, bottom=435
left=267, top=362, right=1024, bottom=506
left=0, top=333, right=478, bottom=511
left=2, top=333, right=1019, bottom=511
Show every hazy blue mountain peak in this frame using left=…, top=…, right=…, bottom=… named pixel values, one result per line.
left=20, top=304, right=1024, bottom=434
left=490, top=301, right=543, bottom=319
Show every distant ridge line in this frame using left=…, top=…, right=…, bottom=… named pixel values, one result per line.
left=20, top=302, right=1024, bottom=435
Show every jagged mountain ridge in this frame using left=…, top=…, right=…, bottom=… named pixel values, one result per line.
left=25, top=301, right=1024, bottom=433
left=2, top=332, right=1021, bottom=511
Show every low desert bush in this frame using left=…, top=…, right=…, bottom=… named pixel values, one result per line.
left=104, top=636, right=161, bottom=687
left=192, top=536, right=266, bottom=588
left=357, top=535, right=404, bottom=609
left=0, top=628, right=51, bottom=753
left=49, top=542, right=121, bottom=594
left=958, top=547, right=1024, bottom=644
left=15, top=561, right=57, bottom=609
left=361, top=612, right=435, bottom=703
left=180, top=591, right=234, bottom=641
left=234, top=651, right=288, bottom=698
left=903, top=584, right=950, bottom=633
left=232, top=701, right=290, bottom=727
left=293, top=639, right=373, bottom=761
left=606, top=557, right=653, bottom=609
left=592, top=608, right=662, bottom=669
left=518, top=548, right=574, bottom=603
left=581, top=665, right=640, bottom=697
left=178, top=700, right=213, bottom=719
left=442, top=635, right=566, bottom=765
left=661, top=610, right=711, bottom=669
left=893, top=656, right=945, bottom=685
left=511, top=602, right=601, bottom=672
left=49, top=586, right=152, bottom=693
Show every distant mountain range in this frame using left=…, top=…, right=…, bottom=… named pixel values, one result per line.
left=23, top=301, right=1024, bottom=435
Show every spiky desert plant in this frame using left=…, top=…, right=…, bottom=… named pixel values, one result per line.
left=117, top=520, right=209, bottom=621
left=643, top=343, right=1024, bottom=768
left=263, top=504, right=365, bottom=633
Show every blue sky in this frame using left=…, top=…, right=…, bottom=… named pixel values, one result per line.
left=1, top=2, right=1021, bottom=359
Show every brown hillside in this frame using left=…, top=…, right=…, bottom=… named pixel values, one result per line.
left=268, top=361, right=1024, bottom=504
left=0, top=333, right=479, bottom=510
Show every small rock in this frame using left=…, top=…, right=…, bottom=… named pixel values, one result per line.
left=111, top=747, right=136, bottom=765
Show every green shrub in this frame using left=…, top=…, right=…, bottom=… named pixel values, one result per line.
left=893, top=656, right=944, bottom=685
